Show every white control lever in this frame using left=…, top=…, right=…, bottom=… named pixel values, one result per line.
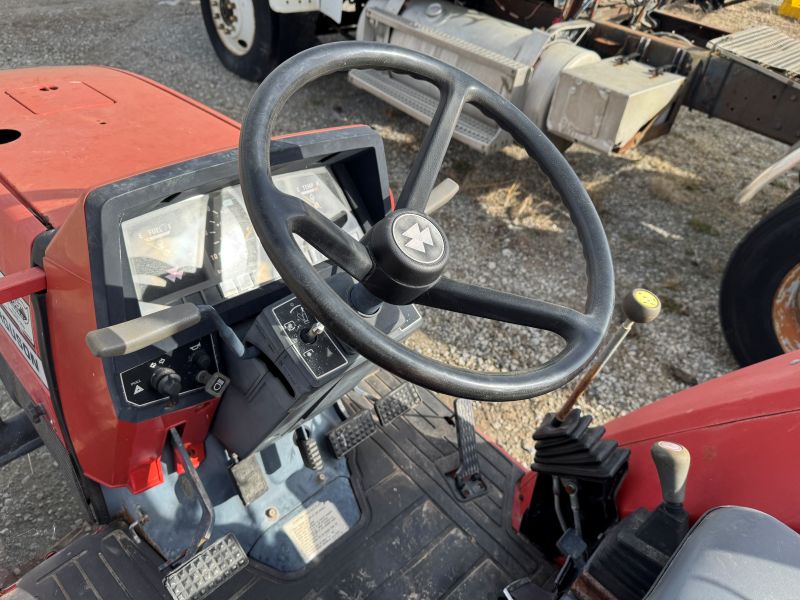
left=426, top=178, right=459, bottom=214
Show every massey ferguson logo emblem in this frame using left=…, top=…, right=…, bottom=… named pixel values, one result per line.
left=401, top=223, right=435, bottom=254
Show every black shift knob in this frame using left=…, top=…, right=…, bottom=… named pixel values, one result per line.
left=650, top=441, right=691, bottom=505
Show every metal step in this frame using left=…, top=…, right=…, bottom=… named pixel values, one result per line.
left=0, top=411, right=43, bottom=468
left=349, top=69, right=509, bottom=153
left=164, top=534, right=248, bottom=600
left=708, top=26, right=800, bottom=80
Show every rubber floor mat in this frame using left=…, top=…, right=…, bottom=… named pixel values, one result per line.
left=10, top=372, right=553, bottom=599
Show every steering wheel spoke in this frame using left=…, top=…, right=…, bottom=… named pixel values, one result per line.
left=291, top=205, right=374, bottom=281
left=417, top=278, right=595, bottom=342
left=395, top=83, right=469, bottom=212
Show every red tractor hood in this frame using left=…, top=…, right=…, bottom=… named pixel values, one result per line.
left=0, top=66, right=239, bottom=229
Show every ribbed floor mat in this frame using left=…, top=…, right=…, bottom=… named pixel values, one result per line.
left=211, top=371, right=553, bottom=599
left=11, top=373, right=553, bottom=599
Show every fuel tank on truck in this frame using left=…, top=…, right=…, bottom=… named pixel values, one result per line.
left=353, top=0, right=687, bottom=155
left=352, top=0, right=601, bottom=152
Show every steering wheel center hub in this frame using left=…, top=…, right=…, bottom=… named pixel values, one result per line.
left=362, top=210, right=449, bottom=305
left=391, top=212, right=446, bottom=264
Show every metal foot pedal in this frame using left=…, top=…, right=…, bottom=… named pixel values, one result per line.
left=327, top=409, right=377, bottom=458
left=164, top=533, right=248, bottom=600
left=374, top=382, right=421, bottom=426
left=230, top=453, right=268, bottom=506
left=453, top=398, right=488, bottom=500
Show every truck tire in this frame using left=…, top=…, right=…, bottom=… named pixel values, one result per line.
left=720, top=188, right=800, bottom=366
left=200, top=0, right=317, bottom=82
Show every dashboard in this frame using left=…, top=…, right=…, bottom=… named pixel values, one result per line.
left=121, top=167, right=363, bottom=315
left=87, top=126, right=396, bottom=427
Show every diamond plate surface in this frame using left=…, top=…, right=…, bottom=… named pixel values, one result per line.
left=164, top=534, right=248, bottom=600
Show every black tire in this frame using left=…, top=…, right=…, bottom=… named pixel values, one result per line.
left=200, top=0, right=317, bottom=82
left=720, top=188, right=800, bottom=366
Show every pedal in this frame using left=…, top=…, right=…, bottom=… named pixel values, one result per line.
left=230, top=453, right=268, bottom=506
left=453, top=398, right=487, bottom=500
left=374, top=382, right=421, bottom=426
left=327, top=409, right=377, bottom=458
left=164, top=533, right=248, bottom=600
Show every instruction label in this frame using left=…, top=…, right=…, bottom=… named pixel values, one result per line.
left=283, top=500, right=349, bottom=563
left=0, top=271, right=48, bottom=387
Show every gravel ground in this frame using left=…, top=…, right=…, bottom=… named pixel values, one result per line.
left=1, top=0, right=798, bottom=583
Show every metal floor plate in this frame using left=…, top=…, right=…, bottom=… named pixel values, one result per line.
left=709, top=26, right=800, bottom=79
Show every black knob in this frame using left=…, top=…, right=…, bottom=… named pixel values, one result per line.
left=191, top=349, right=212, bottom=371
left=151, top=367, right=182, bottom=402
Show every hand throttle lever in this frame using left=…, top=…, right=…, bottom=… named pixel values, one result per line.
left=554, top=288, right=661, bottom=423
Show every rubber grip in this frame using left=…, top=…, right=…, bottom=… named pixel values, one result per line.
left=86, top=304, right=202, bottom=358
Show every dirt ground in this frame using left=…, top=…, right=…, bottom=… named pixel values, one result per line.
left=0, top=0, right=798, bottom=584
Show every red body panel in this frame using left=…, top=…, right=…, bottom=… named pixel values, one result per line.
left=606, top=349, right=800, bottom=530
left=0, top=66, right=240, bottom=227
left=1, top=65, right=241, bottom=492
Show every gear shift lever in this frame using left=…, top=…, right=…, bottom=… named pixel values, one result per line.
left=636, top=441, right=691, bottom=553
left=651, top=441, right=691, bottom=507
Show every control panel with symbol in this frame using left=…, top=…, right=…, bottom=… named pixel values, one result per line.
left=119, top=335, right=220, bottom=406
left=271, top=297, right=348, bottom=379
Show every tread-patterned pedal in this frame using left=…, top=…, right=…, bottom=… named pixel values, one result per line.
left=327, top=409, right=377, bottom=458
left=374, top=383, right=421, bottom=425
left=164, top=533, right=248, bottom=600
left=454, top=398, right=487, bottom=500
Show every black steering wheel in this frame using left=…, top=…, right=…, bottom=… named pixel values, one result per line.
left=239, top=42, right=614, bottom=402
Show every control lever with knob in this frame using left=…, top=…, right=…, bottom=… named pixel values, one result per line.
left=301, top=322, right=325, bottom=344
left=636, top=440, right=691, bottom=551
left=651, top=440, right=691, bottom=507
left=151, top=367, right=182, bottom=404
left=555, top=289, right=662, bottom=423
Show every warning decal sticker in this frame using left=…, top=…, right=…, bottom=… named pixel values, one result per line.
left=283, top=500, right=350, bottom=563
left=0, top=271, right=48, bottom=388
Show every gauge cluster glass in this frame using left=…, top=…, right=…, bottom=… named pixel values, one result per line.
left=121, top=167, right=360, bottom=314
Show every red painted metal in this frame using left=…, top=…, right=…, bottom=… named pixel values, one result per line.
left=1, top=65, right=380, bottom=493
left=605, top=349, right=800, bottom=530
left=0, top=66, right=241, bottom=228
left=513, top=470, right=536, bottom=532
left=11, top=65, right=241, bottom=492
left=0, top=268, right=46, bottom=304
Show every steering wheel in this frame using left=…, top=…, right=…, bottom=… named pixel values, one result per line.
left=239, top=42, right=614, bottom=402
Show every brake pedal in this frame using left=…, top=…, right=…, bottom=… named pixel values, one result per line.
left=164, top=533, right=248, bottom=600
left=327, top=409, right=377, bottom=458
left=374, top=382, right=421, bottom=425
left=453, top=398, right=487, bottom=500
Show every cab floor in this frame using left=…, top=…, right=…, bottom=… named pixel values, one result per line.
left=12, top=373, right=553, bottom=599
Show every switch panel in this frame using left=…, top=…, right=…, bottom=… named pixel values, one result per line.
left=271, top=297, right=348, bottom=380
left=119, top=335, right=218, bottom=406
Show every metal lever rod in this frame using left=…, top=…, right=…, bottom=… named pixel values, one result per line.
left=555, top=289, right=661, bottom=423
left=168, top=427, right=215, bottom=564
